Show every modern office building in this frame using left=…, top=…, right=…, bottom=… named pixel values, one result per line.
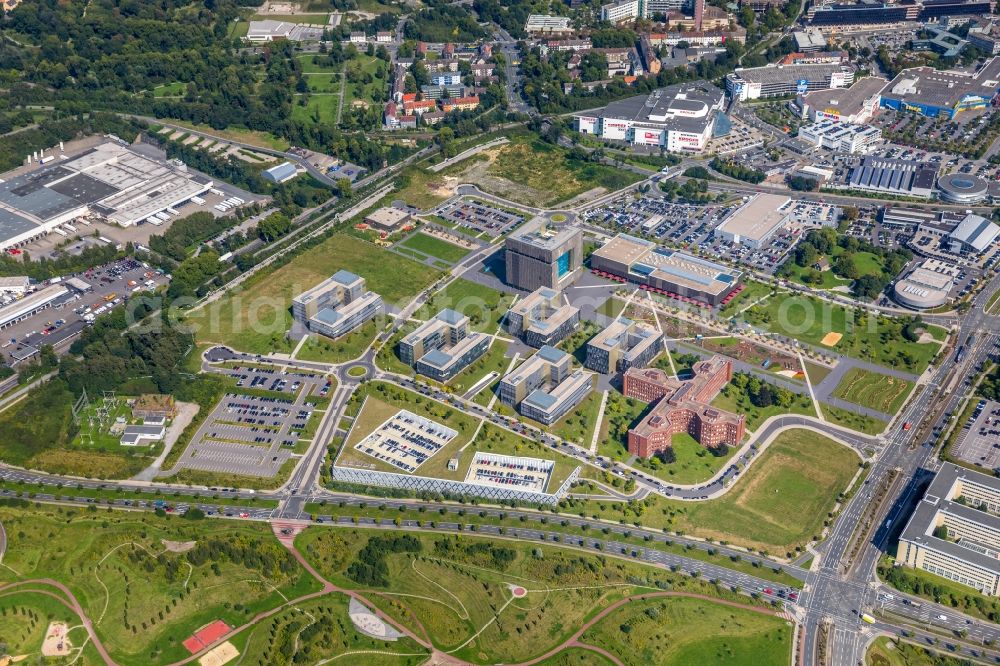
left=399, top=308, right=491, bottom=381
left=898, top=463, right=1000, bottom=596
left=506, top=286, right=580, bottom=348
left=797, top=121, right=883, bottom=154
left=918, top=0, right=993, bottom=21
left=585, top=318, right=662, bottom=374
left=880, top=58, right=1000, bottom=119
left=601, top=0, right=644, bottom=22
left=797, top=76, right=887, bottom=124
left=505, top=220, right=583, bottom=291
left=575, top=82, right=726, bottom=152
left=591, top=233, right=742, bottom=306
left=715, top=193, right=791, bottom=248
left=892, top=258, right=957, bottom=309
left=499, top=345, right=594, bottom=424
left=292, top=270, right=383, bottom=340
left=624, top=356, right=745, bottom=457
left=846, top=157, right=937, bottom=198
left=725, top=63, right=854, bottom=100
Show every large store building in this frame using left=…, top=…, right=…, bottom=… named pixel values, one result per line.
left=880, top=58, right=1000, bottom=119
left=591, top=233, right=742, bottom=306
left=797, top=76, right=887, bottom=124
left=898, top=463, right=1000, bottom=596
left=624, top=356, right=745, bottom=457
left=575, top=82, right=725, bottom=152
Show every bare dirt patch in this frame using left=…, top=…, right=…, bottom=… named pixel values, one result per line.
left=162, top=539, right=197, bottom=553
left=41, top=622, right=70, bottom=657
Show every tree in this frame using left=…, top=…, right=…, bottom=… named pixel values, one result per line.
left=336, top=177, right=352, bottom=199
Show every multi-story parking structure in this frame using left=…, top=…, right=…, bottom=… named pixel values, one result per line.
left=498, top=345, right=594, bottom=424
left=506, top=286, right=580, bottom=348
left=399, top=308, right=491, bottom=382
left=898, top=463, right=1000, bottom=596
left=292, top=270, right=383, bottom=340
left=624, top=357, right=745, bottom=457
left=726, top=62, right=854, bottom=100
left=585, top=318, right=662, bottom=374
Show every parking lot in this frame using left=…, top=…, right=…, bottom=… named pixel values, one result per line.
left=354, top=409, right=456, bottom=474
left=434, top=198, right=524, bottom=237
left=2, top=258, right=169, bottom=366
left=172, top=365, right=329, bottom=478
left=464, top=451, right=553, bottom=493
left=951, top=398, right=1000, bottom=473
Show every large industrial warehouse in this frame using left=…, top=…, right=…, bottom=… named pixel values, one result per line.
left=575, top=82, right=726, bottom=152
left=0, top=140, right=213, bottom=250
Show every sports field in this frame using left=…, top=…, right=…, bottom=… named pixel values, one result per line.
left=831, top=367, right=914, bottom=415
left=398, top=232, right=471, bottom=264
left=191, top=234, right=441, bottom=354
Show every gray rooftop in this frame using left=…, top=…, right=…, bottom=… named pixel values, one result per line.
left=0, top=208, right=41, bottom=243
left=595, top=81, right=724, bottom=134
left=537, top=344, right=568, bottom=363
left=883, top=57, right=1000, bottom=109
left=331, top=269, right=362, bottom=286
left=731, top=62, right=851, bottom=86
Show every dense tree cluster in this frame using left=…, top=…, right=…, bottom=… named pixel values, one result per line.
left=709, top=157, right=765, bottom=184
left=402, top=5, right=486, bottom=42
left=433, top=536, right=516, bottom=570
left=346, top=534, right=422, bottom=586
left=186, top=536, right=299, bottom=578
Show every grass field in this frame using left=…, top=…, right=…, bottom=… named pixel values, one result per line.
left=392, top=167, right=454, bottom=210
left=448, top=339, right=510, bottom=396
left=866, top=637, right=971, bottom=666
left=597, top=297, right=627, bottom=319
left=416, top=278, right=515, bottom=333
left=551, top=390, right=603, bottom=446
left=822, top=404, right=887, bottom=436
left=445, top=135, right=643, bottom=207
left=151, top=82, right=186, bottom=97
left=581, top=596, right=792, bottom=666
left=295, top=319, right=380, bottom=364
left=831, top=368, right=914, bottom=415
left=190, top=234, right=441, bottom=354
left=581, top=428, right=860, bottom=553
left=291, top=94, right=340, bottom=125
left=719, top=280, right=774, bottom=316
left=0, top=504, right=321, bottom=666
left=296, top=528, right=776, bottom=664
left=154, top=119, right=290, bottom=151
left=343, top=53, right=388, bottom=113
left=398, top=232, right=471, bottom=264
left=743, top=295, right=942, bottom=374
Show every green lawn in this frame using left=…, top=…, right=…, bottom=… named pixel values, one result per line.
left=448, top=338, right=510, bottom=396
left=291, top=94, right=340, bottom=124
left=551, top=390, right=603, bottom=446
left=781, top=262, right=852, bottom=290
left=597, top=296, right=627, bottom=319
left=398, top=232, right=471, bottom=264
left=151, top=81, right=187, bottom=97
left=343, top=53, right=389, bottom=111
left=295, top=319, right=380, bottom=364
left=822, top=403, right=887, bottom=435
left=582, top=596, right=792, bottom=666
left=0, top=504, right=322, bottom=666
left=831, top=367, right=914, bottom=415
left=712, top=382, right=815, bottom=431
left=743, top=295, right=942, bottom=374
left=416, top=278, right=515, bottom=333
left=719, top=279, right=774, bottom=316
left=189, top=234, right=441, bottom=354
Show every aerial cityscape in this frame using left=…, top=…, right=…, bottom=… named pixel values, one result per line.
left=1, top=0, right=1000, bottom=664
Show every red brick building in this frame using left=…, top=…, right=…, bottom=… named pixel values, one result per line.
left=624, top=357, right=745, bottom=457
